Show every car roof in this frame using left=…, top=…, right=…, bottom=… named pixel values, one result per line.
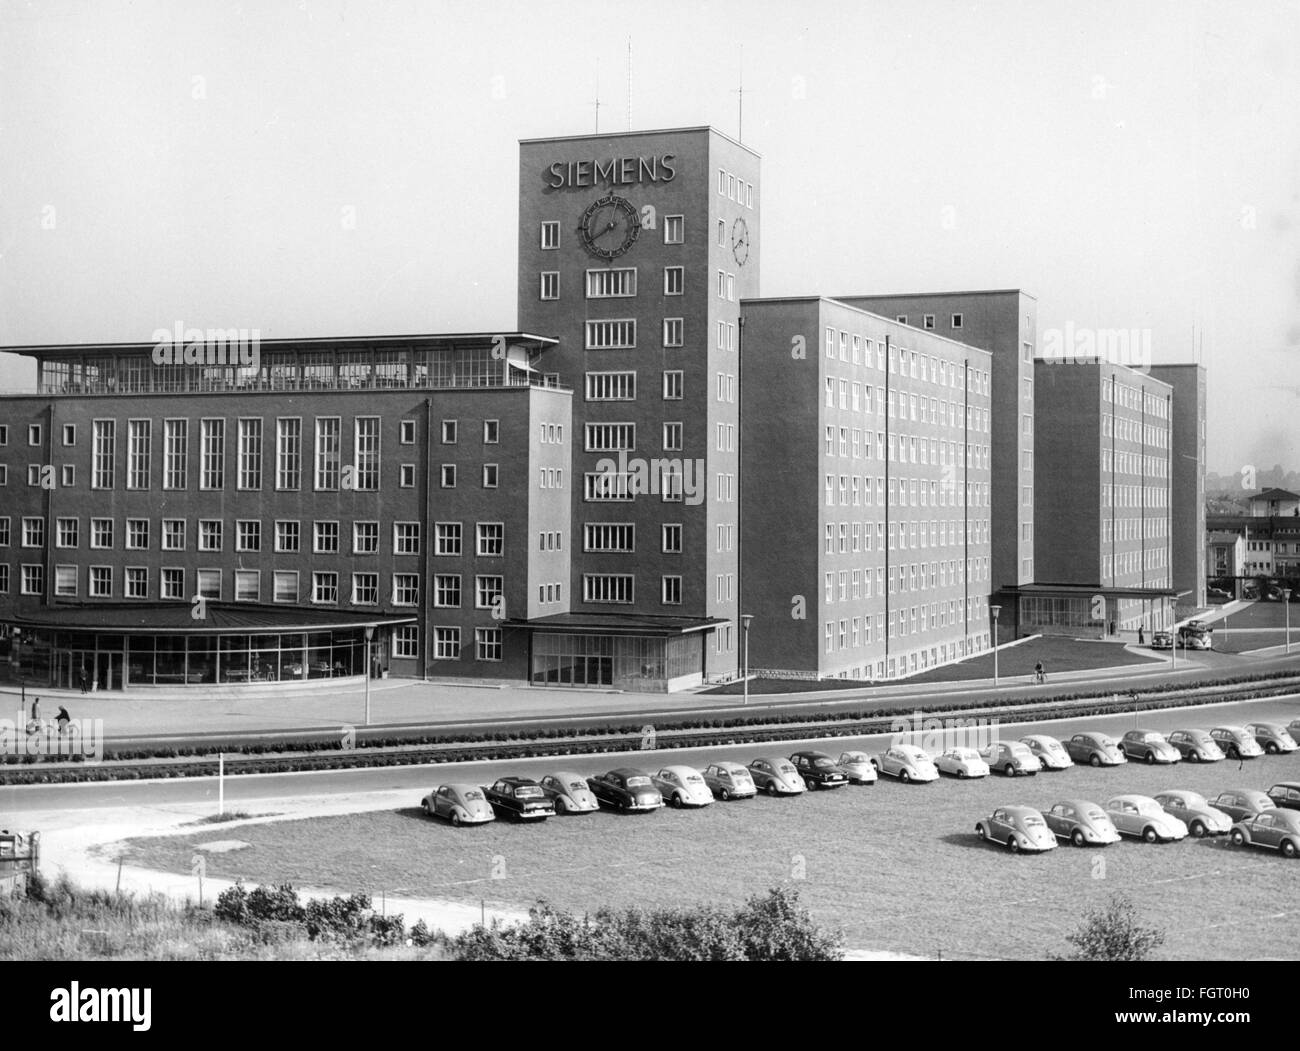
left=658, top=765, right=698, bottom=776
left=791, top=750, right=831, bottom=759
left=1269, top=781, right=1300, bottom=790
left=1002, top=805, right=1042, bottom=818
left=1107, top=794, right=1155, bottom=805
left=441, top=783, right=481, bottom=794
left=1056, top=799, right=1103, bottom=811
left=546, top=771, right=586, bottom=782
left=607, top=767, right=647, bottom=778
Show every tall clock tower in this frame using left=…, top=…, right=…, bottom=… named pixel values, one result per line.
left=518, top=127, right=760, bottom=680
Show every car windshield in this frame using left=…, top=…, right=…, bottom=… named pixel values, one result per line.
left=813, top=758, right=835, bottom=769
left=1022, top=815, right=1045, bottom=827
left=567, top=781, right=586, bottom=792
left=1086, top=808, right=1107, bottom=821
left=842, top=752, right=867, bottom=762
left=1141, top=733, right=1161, bottom=743
left=625, top=776, right=651, bottom=788
left=463, top=790, right=484, bottom=801
left=1182, top=793, right=1207, bottom=808
left=1134, top=800, right=1160, bottom=815
left=777, top=763, right=796, bottom=774
left=686, top=774, right=705, bottom=783
left=515, top=785, right=543, bottom=799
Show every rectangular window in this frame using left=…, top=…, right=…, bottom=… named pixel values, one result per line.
left=483, top=419, right=499, bottom=444
left=662, top=422, right=682, bottom=451
left=312, top=571, right=338, bottom=604
left=349, top=572, right=376, bottom=605
left=273, top=520, right=299, bottom=553
left=314, top=417, right=341, bottom=490
left=539, top=271, right=559, bottom=299
left=436, top=522, right=462, bottom=555
left=127, top=419, right=151, bottom=490
left=234, top=569, right=259, bottom=602
left=476, top=575, right=503, bottom=610
left=662, top=523, right=682, bottom=553
left=584, top=523, right=635, bottom=552
left=198, top=519, right=223, bottom=552
left=22, top=517, right=44, bottom=548
left=315, top=521, right=340, bottom=554
left=475, top=628, right=502, bottom=662
left=88, top=566, right=112, bottom=598
left=476, top=522, right=504, bottom=556
left=585, top=371, right=636, bottom=401
left=197, top=568, right=221, bottom=600
left=92, top=420, right=116, bottom=489
left=353, top=417, right=380, bottom=491
left=273, top=571, right=299, bottom=604
left=663, top=318, right=684, bottom=347
left=663, top=370, right=683, bottom=399
left=90, top=517, right=113, bottom=549
left=586, top=268, right=637, bottom=297
left=163, top=419, right=187, bottom=490
left=56, top=517, right=78, bottom=548
left=441, top=420, right=457, bottom=444
left=585, top=423, right=635, bottom=452
left=433, top=626, right=460, bottom=660
left=160, top=519, right=185, bottom=551
left=441, top=464, right=456, bottom=488
left=237, top=418, right=262, bottom=490
left=399, top=419, right=416, bottom=445
left=664, top=266, right=684, bottom=295
left=393, top=521, right=420, bottom=555
left=60, top=464, right=74, bottom=487
left=585, top=319, right=636, bottom=350
left=540, top=221, right=559, bottom=249
left=161, top=567, right=185, bottom=600
left=661, top=576, right=682, bottom=605
left=392, top=573, right=419, bottom=606
left=583, top=574, right=635, bottom=604
left=21, top=565, right=44, bottom=596
left=236, top=520, right=261, bottom=552
left=391, top=626, right=419, bottom=659
left=952, top=313, right=963, bottom=329
left=199, top=418, right=225, bottom=490
left=126, top=519, right=150, bottom=550
left=276, top=418, right=301, bottom=490
left=433, top=574, right=461, bottom=608
left=664, top=215, right=683, bottom=243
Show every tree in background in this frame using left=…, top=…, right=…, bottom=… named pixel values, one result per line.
left=1053, top=894, right=1165, bottom=961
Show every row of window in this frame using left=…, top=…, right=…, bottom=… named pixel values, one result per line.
left=824, top=426, right=990, bottom=469
left=538, top=215, right=686, bottom=250
left=717, top=168, right=755, bottom=207
left=823, top=556, right=990, bottom=602
left=1102, top=517, right=1170, bottom=542
left=823, top=329, right=989, bottom=392
left=540, top=267, right=689, bottom=301
left=823, top=600, right=990, bottom=654
left=824, top=475, right=993, bottom=509
left=823, top=378, right=990, bottom=433
left=821, top=519, right=991, bottom=556
left=584, top=370, right=691, bottom=402
left=895, top=313, right=964, bottom=331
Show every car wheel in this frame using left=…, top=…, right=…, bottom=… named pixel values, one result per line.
left=1071, top=829, right=1086, bottom=847
left=1266, top=742, right=1279, bottom=755
left=808, top=780, right=819, bottom=791
left=1230, top=829, right=1245, bottom=846
left=450, top=811, right=462, bottom=827
left=1144, top=752, right=1155, bottom=765
left=1229, top=746, right=1240, bottom=760
left=957, top=769, right=967, bottom=779
left=1007, top=837, right=1021, bottom=853
left=976, top=823, right=987, bottom=840
left=1004, top=763, right=1016, bottom=777
left=1190, top=821, right=1206, bottom=838
left=671, top=793, right=684, bottom=808
left=1142, top=826, right=1159, bottom=843
left=899, top=769, right=911, bottom=784
left=767, top=782, right=779, bottom=797
left=1090, top=754, right=1102, bottom=767
left=720, top=787, right=731, bottom=801
left=1188, top=752, right=1199, bottom=763
left=1282, top=839, right=1298, bottom=858
left=421, top=799, right=430, bottom=815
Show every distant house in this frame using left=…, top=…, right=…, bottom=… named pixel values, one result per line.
left=1248, top=488, right=1300, bottom=518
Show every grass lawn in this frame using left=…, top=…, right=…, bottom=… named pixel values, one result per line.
left=117, top=747, right=1300, bottom=961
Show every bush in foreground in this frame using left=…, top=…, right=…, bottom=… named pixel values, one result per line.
left=1053, top=894, right=1166, bottom=961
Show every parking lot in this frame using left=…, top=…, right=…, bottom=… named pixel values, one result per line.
left=112, top=697, right=1300, bottom=960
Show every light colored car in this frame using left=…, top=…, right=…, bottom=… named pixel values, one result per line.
left=1104, top=794, right=1189, bottom=843
left=1245, top=722, right=1298, bottom=755
left=538, top=771, right=600, bottom=814
left=1230, top=809, right=1300, bottom=857
left=871, top=745, right=940, bottom=783
left=651, top=765, right=715, bottom=808
left=1289, top=719, right=1300, bottom=741
left=1167, top=729, right=1224, bottom=763
left=975, top=806, right=1058, bottom=854
left=1153, top=790, right=1233, bottom=837
left=982, top=740, right=1042, bottom=777
left=1020, top=734, right=1073, bottom=771
left=1120, top=729, right=1182, bottom=765
left=1209, top=726, right=1265, bottom=760
left=747, top=756, right=806, bottom=796
left=835, top=751, right=878, bottom=785
left=1043, top=799, right=1122, bottom=847
left=1209, top=788, right=1275, bottom=823
left=701, top=761, right=758, bottom=800
left=1065, top=731, right=1127, bottom=767
left=421, top=783, right=496, bottom=827
left=1178, top=627, right=1212, bottom=650
left=933, top=747, right=990, bottom=779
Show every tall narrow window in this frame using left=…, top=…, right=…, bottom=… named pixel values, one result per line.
left=276, top=418, right=301, bottom=490
left=315, top=417, right=340, bottom=490
left=92, top=420, right=116, bottom=489
left=354, top=417, right=380, bottom=491
left=163, top=419, right=187, bottom=490
left=127, top=419, right=151, bottom=490
left=200, top=418, right=225, bottom=490
left=237, top=418, right=263, bottom=490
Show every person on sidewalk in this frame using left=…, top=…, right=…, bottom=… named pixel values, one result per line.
left=1138, top=625, right=1145, bottom=646
left=56, top=705, right=71, bottom=733
left=1034, top=661, right=1046, bottom=685
left=30, top=697, right=40, bottom=722
left=79, top=666, right=88, bottom=694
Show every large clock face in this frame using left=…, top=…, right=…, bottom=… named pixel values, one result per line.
left=580, top=194, right=640, bottom=259
left=732, top=216, right=750, bottom=266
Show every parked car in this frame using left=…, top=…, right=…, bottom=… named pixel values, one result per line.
left=975, top=806, right=1058, bottom=854
left=1152, top=790, right=1233, bottom=837
left=1167, top=729, right=1225, bottom=763
left=835, top=751, right=879, bottom=785
left=1120, top=729, right=1182, bottom=765
left=1043, top=799, right=1122, bottom=847
left=1065, top=731, right=1127, bottom=767
left=651, top=765, right=715, bottom=808
left=538, top=771, right=600, bottom=814
left=483, top=777, right=556, bottom=821
left=421, top=783, right=495, bottom=826
left=1229, top=809, right=1300, bottom=857
left=1103, top=795, right=1189, bottom=843
left=701, top=761, right=758, bottom=800
left=747, top=756, right=806, bottom=796
left=1150, top=631, right=1174, bottom=650
left=1245, top=722, right=1298, bottom=755
left=1207, top=788, right=1275, bottom=823
left=1209, top=726, right=1265, bottom=760
left=1289, top=719, right=1300, bottom=741
left=1207, top=586, right=1231, bottom=601
left=1020, top=734, right=1073, bottom=771
left=871, top=745, right=940, bottom=783
left=933, top=746, right=990, bottom=779
left=1266, top=782, right=1300, bottom=811
left=1178, top=627, right=1213, bottom=650
left=586, top=769, right=664, bottom=812
left=1242, top=583, right=1259, bottom=600
left=982, top=740, right=1042, bottom=777
left=788, top=750, right=849, bottom=790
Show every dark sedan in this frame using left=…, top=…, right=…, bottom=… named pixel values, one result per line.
left=788, top=750, right=849, bottom=790
left=1266, top=782, right=1300, bottom=811
left=483, top=777, right=556, bottom=821
left=1208, top=788, right=1274, bottom=823
left=586, top=768, right=664, bottom=813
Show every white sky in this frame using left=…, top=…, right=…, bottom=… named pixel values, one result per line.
left=1, top=0, right=1297, bottom=475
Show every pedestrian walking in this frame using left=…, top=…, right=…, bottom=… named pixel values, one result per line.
left=1138, top=625, right=1145, bottom=646
left=79, top=666, right=88, bottom=694
left=56, top=705, right=71, bottom=733
left=30, top=696, right=40, bottom=722
left=1034, top=661, right=1046, bottom=685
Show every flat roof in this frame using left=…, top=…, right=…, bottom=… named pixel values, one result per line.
left=506, top=612, right=727, bottom=637
left=1006, top=583, right=1178, bottom=599
left=0, top=332, right=559, bottom=358
left=2, top=603, right=417, bottom=634
left=519, top=125, right=760, bottom=158
left=830, top=289, right=1038, bottom=302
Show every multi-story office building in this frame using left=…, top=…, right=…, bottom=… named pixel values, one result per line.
left=833, top=291, right=1037, bottom=606
left=516, top=127, right=759, bottom=684
left=739, top=297, right=994, bottom=680
left=1022, top=360, right=1176, bottom=634
left=0, top=333, right=571, bottom=689
left=1149, top=364, right=1206, bottom=613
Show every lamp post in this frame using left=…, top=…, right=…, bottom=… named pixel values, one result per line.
left=364, top=626, right=375, bottom=726
left=1284, top=589, right=1293, bottom=656
left=990, top=605, right=1001, bottom=687
left=741, top=614, right=754, bottom=707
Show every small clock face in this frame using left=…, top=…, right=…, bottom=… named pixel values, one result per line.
left=732, top=217, right=750, bottom=266
left=580, top=194, right=640, bottom=259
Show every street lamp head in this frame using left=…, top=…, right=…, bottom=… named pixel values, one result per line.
left=990, top=605, right=1001, bottom=621
left=364, top=626, right=375, bottom=641
left=741, top=614, right=754, bottom=628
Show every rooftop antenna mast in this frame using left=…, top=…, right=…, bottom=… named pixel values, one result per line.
left=627, top=37, right=632, bottom=130
left=734, top=45, right=745, bottom=142
left=594, top=60, right=602, bottom=133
